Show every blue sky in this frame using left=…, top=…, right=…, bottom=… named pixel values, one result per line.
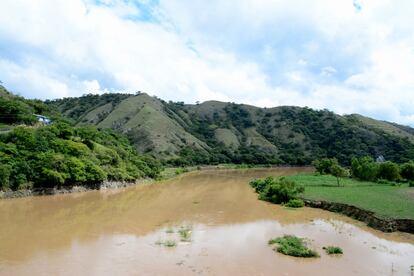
left=0, top=0, right=414, bottom=126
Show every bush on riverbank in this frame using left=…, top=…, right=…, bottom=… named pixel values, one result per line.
left=268, top=235, right=319, bottom=257
left=285, top=199, right=305, bottom=208
left=250, top=177, right=304, bottom=204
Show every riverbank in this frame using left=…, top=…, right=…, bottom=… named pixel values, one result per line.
left=286, top=173, right=414, bottom=220
left=303, top=199, right=414, bottom=234
left=0, top=179, right=153, bottom=199
left=283, top=173, right=414, bottom=234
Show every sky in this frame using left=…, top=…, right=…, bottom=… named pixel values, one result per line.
left=0, top=0, right=413, bottom=126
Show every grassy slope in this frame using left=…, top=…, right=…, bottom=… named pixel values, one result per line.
left=286, top=174, right=414, bottom=219
left=214, top=128, right=240, bottom=148
left=348, top=114, right=414, bottom=143
left=78, top=94, right=208, bottom=157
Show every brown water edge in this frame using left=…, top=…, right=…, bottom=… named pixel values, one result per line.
left=0, top=168, right=413, bottom=275
left=0, top=179, right=153, bottom=199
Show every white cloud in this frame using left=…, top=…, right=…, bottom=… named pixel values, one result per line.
left=0, top=59, right=71, bottom=99
left=0, top=0, right=413, bottom=126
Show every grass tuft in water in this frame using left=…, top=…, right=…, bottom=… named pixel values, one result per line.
left=268, top=235, right=319, bottom=258
left=163, top=239, right=177, bottom=247
left=323, top=246, right=343, bottom=255
left=178, top=225, right=192, bottom=242
left=155, top=239, right=177, bottom=247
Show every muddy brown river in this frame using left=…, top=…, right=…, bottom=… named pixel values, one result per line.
left=0, top=168, right=413, bottom=275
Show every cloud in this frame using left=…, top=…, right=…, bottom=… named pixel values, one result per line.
left=0, top=0, right=413, bottom=126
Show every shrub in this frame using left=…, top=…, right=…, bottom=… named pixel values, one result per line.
left=175, top=167, right=189, bottom=175
left=85, top=162, right=107, bottom=184
left=0, top=164, right=12, bottom=190
left=409, top=181, right=414, bottom=187
left=250, top=176, right=274, bottom=193
left=66, top=157, right=87, bottom=183
left=401, top=162, right=414, bottom=181
left=285, top=199, right=305, bottom=208
left=269, top=235, right=319, bottom=258
left=351, top=156, right=379, bottom=181
left=378, top=161, right=400, bottom=182
left=323, top=246, right=343, bottom=255
left=251, top=177, right=304, bottom=204
left=377, top=178, right=391, bottom=185
left=40, top=168, right=67, bottom=187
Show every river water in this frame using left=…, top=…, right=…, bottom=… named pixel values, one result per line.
left=0, top=168, right=413, bottom=275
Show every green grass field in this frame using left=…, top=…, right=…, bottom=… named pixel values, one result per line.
left=286, top=173, right=414, bottom=219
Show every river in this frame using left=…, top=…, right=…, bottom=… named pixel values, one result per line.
left=0, top=168, right=413, bottom=275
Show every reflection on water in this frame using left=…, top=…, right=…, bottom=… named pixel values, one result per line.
left=0, top=168, right=413, bottom=275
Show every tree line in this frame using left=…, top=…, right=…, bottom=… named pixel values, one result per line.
left=313, top=156, right=414, bottom=185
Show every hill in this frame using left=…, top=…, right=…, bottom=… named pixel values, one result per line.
left=0, top=86, right=161, bottom=191
left=47, top=93, right=414, bottom=166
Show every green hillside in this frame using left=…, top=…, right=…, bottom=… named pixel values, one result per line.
left=0, top=87, right=161, bottom=191
left=48, top=93, right=414, bottom=166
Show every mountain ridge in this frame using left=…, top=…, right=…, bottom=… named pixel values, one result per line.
left=46, top=92, right=414, bottom=166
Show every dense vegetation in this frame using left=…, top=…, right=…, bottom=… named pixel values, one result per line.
left=49, top=92, right=414, bottom=166
left=0, top=122, right=161, bottom=191
left=313, top=156, right=414, bottom=185
left=268, top=235, right=319, bottom=258
left=250, top=176, right=304, bottom=204
left=350, top=156, right=414, bottom=183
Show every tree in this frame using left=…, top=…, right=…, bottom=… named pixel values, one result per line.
left=400, top=162, right=414, bottom=181
left=378, top=161, right=400, bottom=181
left=351, top=156, right=379, bottom=181
left=331, top=164, right=349, bottom=186
left=312, top=158, right=338, bottom=175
